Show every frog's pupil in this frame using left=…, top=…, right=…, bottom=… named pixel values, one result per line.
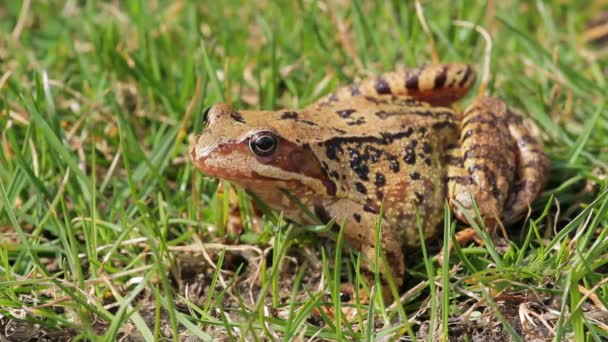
left=256, top=136, right=274, bottom=151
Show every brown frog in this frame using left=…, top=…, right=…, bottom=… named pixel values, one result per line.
left=190, top=63, right=548, bottom=294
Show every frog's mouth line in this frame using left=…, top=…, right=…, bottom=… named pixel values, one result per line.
left=198, top=154, right=334, bottom=196
left=191, top=139, right=238, bottom=163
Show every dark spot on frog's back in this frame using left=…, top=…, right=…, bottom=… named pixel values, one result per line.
left=404, top=146, right=416, bottom=165
left=375, top=76, right=391, bottom=95
left=353, top=213, right=361, bottom=223
left=355, top=182, right=367, bottom=194
left=230, top=112, right=246, bottom=123
left=347, top=117, right=366, bottom=126
left=422, top=142, right=433, bottom=154
left=348, top=147, right=370, bottom=181
left=336, top=109, right=356, bottom=118
left=375, top=173, right=386, bottom=187
left=324, top=141, right=343, bottom=161
left=365, top=145, right=382, bottom=162
left=380, top=132, right=394, bottom=144
left=281, top=111, right=298, bottom=120
left=387, top=155, right=400, bottom=172
left=363, top=201, right=380, bottom=214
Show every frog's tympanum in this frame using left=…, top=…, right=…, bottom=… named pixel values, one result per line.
left=190, top=64, right=548, bottom=294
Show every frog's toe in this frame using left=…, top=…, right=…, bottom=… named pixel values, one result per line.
left=437, top=227, right=486, bottom=265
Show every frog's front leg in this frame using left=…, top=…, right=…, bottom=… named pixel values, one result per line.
left=314, top=63, right=476, bottom=108
left=323, top=199, right=405, bottom=300
left=446, top=96, right=548, bottom=242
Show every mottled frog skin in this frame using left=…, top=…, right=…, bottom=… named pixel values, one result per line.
left=190, top=64, right=549, bottom=291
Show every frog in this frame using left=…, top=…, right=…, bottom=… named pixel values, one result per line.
left=190, top=63, right=549, bottom=296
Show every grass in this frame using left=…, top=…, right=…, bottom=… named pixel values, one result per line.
left=1, top=0, right=607, bottom=340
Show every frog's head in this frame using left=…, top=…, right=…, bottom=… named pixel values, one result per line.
left=190, top=103, right=336, bottom=198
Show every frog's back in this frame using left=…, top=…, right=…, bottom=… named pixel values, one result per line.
left=304, top=96, right=459, bottom=244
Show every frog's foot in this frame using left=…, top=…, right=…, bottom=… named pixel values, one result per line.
left=446, top=95, right=548, bottom=233
left=313, top=63, right=477, bottom=108
left=223, top=185, right=264, bottom=236
left=437, top=227, right=490, bottom=265
left=454, top=227, right=486, bottom=246
left=312, top=283, right=368, bottom=323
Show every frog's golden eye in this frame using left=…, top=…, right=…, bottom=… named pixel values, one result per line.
left=249, top=131, right=279, bottom=157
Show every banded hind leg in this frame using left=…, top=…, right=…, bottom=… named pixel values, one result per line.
left=446, top=96, right=548, bottom=246
left=312, top=64, right=477, bottom=108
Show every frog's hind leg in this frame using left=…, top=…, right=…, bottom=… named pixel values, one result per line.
left=446, top=97, right=548, bottom=247
left=501, top=110, right=549, bottom=223
left=447, top=96, right=517, bottom=241
left=314, top=64, right=477, bottom=108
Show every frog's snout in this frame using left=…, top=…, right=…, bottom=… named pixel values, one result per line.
left=189, top=135, right=208, bottom=164
left=189, top=136, right=221, bottom=177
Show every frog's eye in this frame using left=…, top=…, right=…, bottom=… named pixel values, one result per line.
left=249, top=131, right=279, bottom=157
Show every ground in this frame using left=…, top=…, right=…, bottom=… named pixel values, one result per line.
left=1, top=1, right=608, bottom=341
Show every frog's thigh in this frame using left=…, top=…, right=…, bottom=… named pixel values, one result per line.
left=327, top=200, right=405, bottom=288
left=447, top=96, right=516, bottom=226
